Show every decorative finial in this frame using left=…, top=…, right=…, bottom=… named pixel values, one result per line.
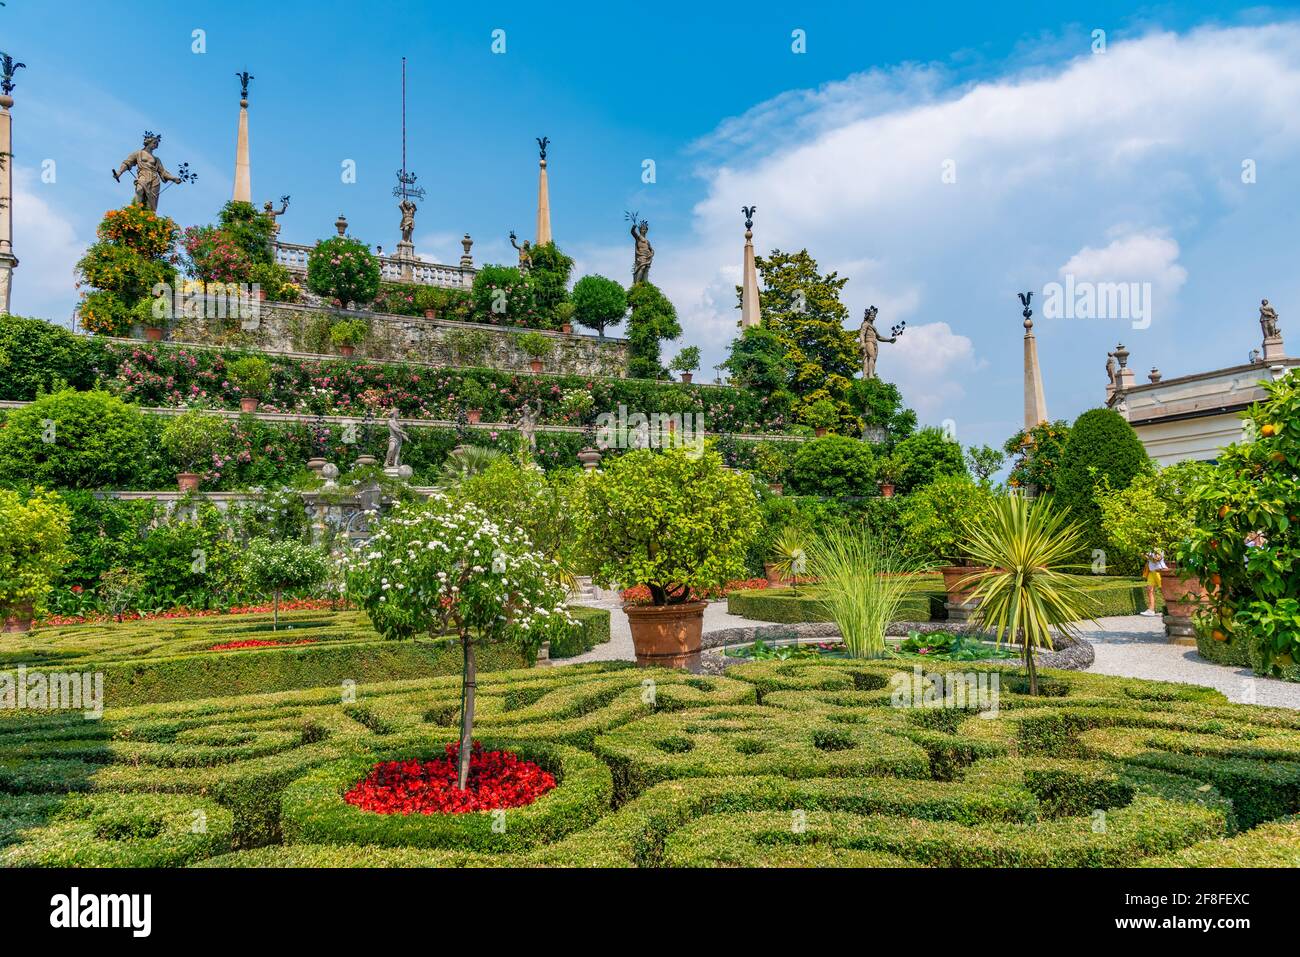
left=742, top=205, right=756, bottom=231
left=335, top=213, right=348, bottom=237
left=460, top=233, right=474, bottom=267
left=1017, top=290, right=1034, bottom=329
left=537, top=136, right=549, bottom=162
left=1148, top=367, right=1162, bottom=383
left=236, top=71, right=253, bottom=102
left=0, top=53, right=25, bottom=97
left=1114, top=342, right=1129, bottom=368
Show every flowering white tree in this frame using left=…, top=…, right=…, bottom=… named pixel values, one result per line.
left=343, top=494, right=572, bottom=788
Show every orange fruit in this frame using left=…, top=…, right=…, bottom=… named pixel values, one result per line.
left=1218, top=505, right=1229, bottom=519
left=1261, top=423, right=1277, bottom=437
left=1271, top=451, right=1287, bottom=463
left=1212, top=630, right=1227, bottom=642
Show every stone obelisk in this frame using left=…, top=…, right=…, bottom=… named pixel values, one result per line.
left=535, top=136, right=552, bottom=246
left=232, top=72, right=252, bottom=203
left=0, top=59, right=21, bottom=315
left=1019, top=291, right=1048, bottom=429
left=740, top=206, right=760, bottom=328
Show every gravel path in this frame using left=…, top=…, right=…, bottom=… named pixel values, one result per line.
left=558, top=604, right=1300, bottom=710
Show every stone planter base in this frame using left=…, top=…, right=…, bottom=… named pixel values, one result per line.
left=1163, top=614, right=1198, bottom=646
left=624, top=601, right=707, bottom=669
left=944, top=600, right=981, bottom=622
left=940, top=564, right=987, bottom=606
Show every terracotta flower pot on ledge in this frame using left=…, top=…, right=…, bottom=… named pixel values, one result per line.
left=144, top=326, right=164, bottom=342
left=239, top=396, right=259, bottom=413
left=763, top=563, right=787, bottom=586
left=680, top=372, right=693, bottom=384
left=624, top=601, right=707, bottom=669
left=560, top=323, right=573, bottom=334
left=768, top=482, right=784, bottom=495
left=814, top=427, right=829, bottom=437
left=529, top=359, right=544, bottom=373
left=2, top=602, right=34, bottom=634
left=879, top=482, right=895, bottom=498
left=939, top=564, right=988, bottom=604
left=424, top=309, right=437, bottom=319
left=176, top=472, right=201, bottom=493
left=339, top=345, right=356, bottom=358
left=466, top=409, right=482, bottom=425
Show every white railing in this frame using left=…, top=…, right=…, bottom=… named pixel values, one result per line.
left=273, top=242, right=475, bottom=289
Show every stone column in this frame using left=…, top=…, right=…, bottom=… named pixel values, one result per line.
left=536, top=155, right=552, bottom=246
left=740, top=211, right=760, bottom=328
left=232, top=95, right=251, bottom=203
left=1022, top=311, right=1048, bottom=430
left=0, top=92, right=16, bottom=313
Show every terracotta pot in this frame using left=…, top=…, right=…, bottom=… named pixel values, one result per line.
left=768, top=482, right=784, bottom=495
left=239, top=396, right=259, bottom=413
left=176, top=472, right=201, bottom=492
left=424, top=309, right=436, bottom=319
left=529, top=359, right=544, bottom=373
left=680, top=372, right=693, bottom=384
left=577, top=447, right=602, bottom=471
left=939, top=564, right=987, bottom=604
left=339, top=345, right=355, bottom=358
left=257, top=288, right=267, bottom=301
left=1159, top=565, right=1206, bottom=619
left=879, top=482, right=895, bottom=498
left=466, top=409, right=482, bottom=425
left=814, top=427, right=829, bottom=437
left=624, top=601, right=707, bottom=668
left=560, top=323, right=573, bottom=334
left=1, top=602, right=34, bottom=634
left=144, top=326, right=164, bottom=342
left=763, top=563, right=786, bottom=586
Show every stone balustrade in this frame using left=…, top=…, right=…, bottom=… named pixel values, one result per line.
left=273, top=241, right=475, bottom=289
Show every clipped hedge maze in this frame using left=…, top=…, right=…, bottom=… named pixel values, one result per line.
left=1, top=655, right=1298, bottom=867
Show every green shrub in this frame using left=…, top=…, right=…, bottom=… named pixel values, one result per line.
left=226, top=355, right=271, bottom=397
left=306, top=236, right=381, bottom=308
left=328, top=318, right=368, bottom=348
left=526, top=243, right=575, bottom=326
left=1056, top=408, right=1150, bottom=550
left=0, top=389, right=149, bottom=489
left=1003, top=420, right=1071, bottom=493
left=788, top=435, right=876, bottom=498
left=472, top=264, right=539, bottom=327
left=898, top=474, right=997, bottom=565
left=626, top=282, right=681, bottom=379
left=571, top=275, right=627, bottom=337
left=160, top=408, right=230, bottom=475
left=0, top=488, right=71, bottom=618
left=893, top=427, right=967, bottom=493
left=516, top=331, right=554, bottom=361
left=0, top=314, right=98, bottom=399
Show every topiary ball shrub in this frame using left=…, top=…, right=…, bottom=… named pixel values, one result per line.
left=306, top=236, right=382, bottom=309
left=1056, top=408, right=1150, bottom=550
left=788, top=435, right=877, bottom=498
left=0, top=389, right=149, bottom=489
left=571, top=274, right=627, bottom=337
left=893, top=426, right=967, bottom=494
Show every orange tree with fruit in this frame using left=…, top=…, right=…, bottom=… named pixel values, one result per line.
left=1179, top=374, right=1300, bottom=676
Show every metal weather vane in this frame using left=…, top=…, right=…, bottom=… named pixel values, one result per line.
left=236, top=71, right=253, bottom=100
left=0, top=52, right=24, bottom=96
left=742, top=205, right=756, bottom=230
left=392, top=57, right=424, bottom=202
left=537, top=136, right=549, bottom=161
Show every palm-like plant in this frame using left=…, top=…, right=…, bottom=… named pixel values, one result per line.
left=958, top=495, right=1093, bottom=695
left=437, top=445, right=504, bottom=487
left=768, top=526, right=809, bottom=594
left=807, top=527, right=919, bottom=658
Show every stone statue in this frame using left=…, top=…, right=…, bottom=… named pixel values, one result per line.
left=517, top=401, right=539, bottom=452
left=262, top=195, right=289, bottom=236
left=509, top=231, right=532, bottom=273
left=113, top=132, right=183, bottom=212
left=859, top=306, right=898, bottom=379
left=1105, top=351, right=1118, bottom=386
left=398, top=197, right=417, bottom=245
left=1260, top=299, right=1281, bottom=340
left=628, top=213, right=654, bottom=285
left=383, top=409, right=409, bottom=468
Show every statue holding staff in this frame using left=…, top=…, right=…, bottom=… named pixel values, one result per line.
left=112, top=131, right=189, bottom=212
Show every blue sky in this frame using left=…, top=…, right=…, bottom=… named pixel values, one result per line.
left=5, top=1, right=1300, bottom=450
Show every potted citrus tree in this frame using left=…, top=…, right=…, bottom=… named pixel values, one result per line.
left=0, top=489, right=71, bottom=633
left=670, top=346, right=701, bottom=384
left=160, top=408, right=229, bottom=491
left=897, top=474, right=996, bottom=607
left=577, top=445, right=760, bottom=666
left=329, top=318, right=368, bottom=358
left=804, top=398, right=838, bottom=437
left=518, top=331, right=554, bottom=373
left=227, top=355, right=271, bottom=413
left=457, top=378, right=491, bottom=425
left=875, top=453, right=904, bottom=498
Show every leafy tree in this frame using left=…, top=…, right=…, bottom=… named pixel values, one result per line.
left=626, top=282, right=681, bottom=379
left=577, top=445, right=760, bottom=605
left=749, top=249, right=858, bottom=421
left=306, top=236, right=381, bottom=308
left=965, top=444, right=1005, bottom=484
left=893, top=426, right=967, bottom=493
left=670, top=345, right=701, bottom=376
left=218, top=200, right=275, bottom=264
left=345, top=494, right=572, bottom=788
left=1003, top=420, right=1070, bottom=493
left=0, top=314, right=97, bottom=399
left=1179, top=377, right=1300, bottom=675
left=570, top=274, right=627, bottom=337
left=897, top=473, right=998, bottom=565
left=526, top=242, right=574, bottom=327
left=1095, top=462, right=1207, bottom=576
left=76, top=206, right=179, bottom=336
left=1055, top=408, right=1150, bottom=550
left=847, top=377, right=916, bottom=445
left=724, top=325, right=791, bottom=395
left=788, top=435, right=877, bottom=498
left=160, top=409, right=231, bottom=476
left=470, top=264, right=539, bottom=327
left=0, top=488, right=72, bottom=619
left=241, top=537, right=329, bottom=629
left=0, top=390, right=148, bottom=490
left=227, top=355, right=271, bottom=398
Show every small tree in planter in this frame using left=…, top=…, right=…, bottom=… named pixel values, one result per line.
left=803, top=398, right=839, bottom=436
left=456, top=378, right=492, bottom=424
left=517, top=331, right=554, bottom=372
left=160, top=409, right=230, bottom=490
left=0, top=489, right=71, bottom=632
left=344, top=494, right=572, bottom=788
left=241, top=537, right=329, bottom=630
left=571, top=274, right=627, bottom=337
left=752, top=441, right=789, bottom=493
left=329, top=318, right=368, bottom=357
left=670, top=346, right=701, bottom=384
left=576, top=446, right=760, bottom=666
left=306, top=236, right=381, bottom=310
left=227, top=355, right=271, bottom=412
left=897, top=474, right=997, bottom=603
left=875, top=453, right=905, bottom=498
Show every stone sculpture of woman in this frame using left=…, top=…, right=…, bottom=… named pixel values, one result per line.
left=628, top=212, right=654, bottom=285
left=384, top=409, right=410, bottom=468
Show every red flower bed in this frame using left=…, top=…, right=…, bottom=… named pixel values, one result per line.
left=344, top=743, right=556, bottom=815
left=208, top=638, right=319, bottom=651
left=43, top=597, right=348, bottom=628
left=619, top=577, right=775, bottom=605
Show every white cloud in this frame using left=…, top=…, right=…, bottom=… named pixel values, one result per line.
left=1058, top=231, right=1187, bottom=290
left=8, top=167, right=82, bottom=323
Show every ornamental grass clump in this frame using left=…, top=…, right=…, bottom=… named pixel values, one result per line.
left=806, top=528, right=918, bottom=658
left=343, top=494, right=572, bottom=788
left=958, top=494, right=1093, bottom=695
